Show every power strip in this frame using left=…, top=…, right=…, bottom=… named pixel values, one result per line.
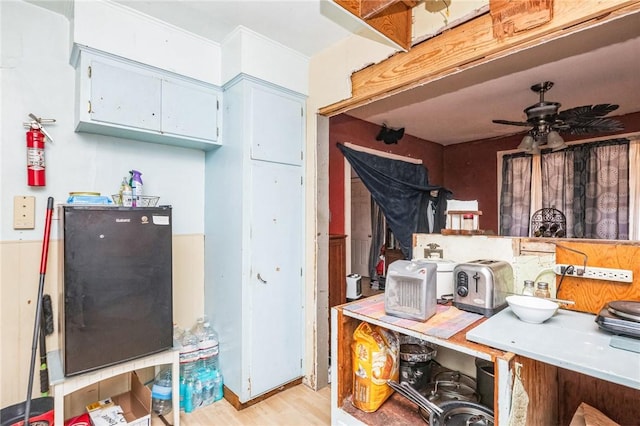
left=554, top=264, right=633, bottom=283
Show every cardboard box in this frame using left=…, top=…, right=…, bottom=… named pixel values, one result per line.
left=86, top=372, right=151, bottom=426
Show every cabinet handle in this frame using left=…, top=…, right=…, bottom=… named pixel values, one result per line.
left=257, top=273, right=267, bottom=284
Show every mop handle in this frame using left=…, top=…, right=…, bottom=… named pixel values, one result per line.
left=24, top=197, right=54, bottom=426
left=39, top=198, right=54, bottom=275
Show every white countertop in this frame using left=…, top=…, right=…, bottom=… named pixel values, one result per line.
left=466, top=307, right=640, bottom=390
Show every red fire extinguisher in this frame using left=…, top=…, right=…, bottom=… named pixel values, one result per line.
left=24, top=114, right=55, bottom=187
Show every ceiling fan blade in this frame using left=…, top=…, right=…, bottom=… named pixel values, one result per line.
left=554, top=104, right=623, bottom=134
left=492, top=119, right=531, bottom=127
left=555, top=117, right=624, bottom=135
left=557, top=104, right=620, bottom=123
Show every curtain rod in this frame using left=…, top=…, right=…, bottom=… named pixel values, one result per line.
left=343, top=142, right=423, bottom=164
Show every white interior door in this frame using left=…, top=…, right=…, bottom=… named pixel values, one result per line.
left=249, top=160, right=303, bottom=397
left=351, top=178, right=372, bottom=277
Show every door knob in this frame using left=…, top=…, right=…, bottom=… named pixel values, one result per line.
left=257, top=273, right=267, bottom=284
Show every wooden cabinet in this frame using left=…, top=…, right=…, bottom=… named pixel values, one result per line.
left=332, top=299, right=640, bottom=425
left=204, top=75, right=305, bottom=404
left=330, top=301, right=512, bottom=425
left=329, top=235, right=347, bottom=309
left=72, top=45, right=221, bottom=150
left=384, top=248, right=404, bottom=275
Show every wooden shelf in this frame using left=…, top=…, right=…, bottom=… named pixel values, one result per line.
left=330, top=300, right=513, bottom=425
left=48, top=348, right=180, bottom=426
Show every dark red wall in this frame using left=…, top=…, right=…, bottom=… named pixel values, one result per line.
left=329, top=115, right=443, bottom=235
left=330, top=112, right=640, bottom=236
left=443, top=111, right=640, bottom=232
left=443, top=135, right=521, bottom=234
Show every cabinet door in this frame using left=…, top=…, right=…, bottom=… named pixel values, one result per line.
left=249, top=160, right=303, bottom=397
left=162, top=79, right=219, bottom=142
left=90, top=60, right=162, bottom=131
left=249, top=85, right=304, bottom=166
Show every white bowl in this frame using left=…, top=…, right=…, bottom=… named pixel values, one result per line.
left=506, top=295, right=559, bottom=324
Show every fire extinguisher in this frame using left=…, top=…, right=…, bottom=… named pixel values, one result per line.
left=24, top=113, right=55, bottom=187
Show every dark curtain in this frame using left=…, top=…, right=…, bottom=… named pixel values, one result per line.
left=368, top=199, right=385, bottom=279
left=337, top=143, right=448, bottom=259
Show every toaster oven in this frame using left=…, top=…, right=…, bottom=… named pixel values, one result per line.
left=384, top=260, right=437, bottom=321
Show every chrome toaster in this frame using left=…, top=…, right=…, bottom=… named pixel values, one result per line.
left=453, top=259, right=513, bottom=317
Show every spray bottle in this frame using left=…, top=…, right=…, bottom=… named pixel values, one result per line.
left=121, top=177, right=133, bottom=207
left=130, top=170, right=143, bottom=207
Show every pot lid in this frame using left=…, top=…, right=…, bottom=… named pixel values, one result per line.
left=420, top=402, right=494, bottom=426
left=608, top=301, right=640, bottom=322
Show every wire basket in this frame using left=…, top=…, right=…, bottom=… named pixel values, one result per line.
left=111, top=194, right=160, bottom=207
left=531, top=208, right=566, bottom=237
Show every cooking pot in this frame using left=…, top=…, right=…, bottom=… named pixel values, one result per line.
left=420, top=400, right=494, bottom=426
left=421, top=380, right=479, bottom=405
left=389, top=380, right=494, bottom=426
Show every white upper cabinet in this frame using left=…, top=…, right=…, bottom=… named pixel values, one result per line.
left=249, top=84, right=304, bottom=165
left=72, top=45, right=221, bottom=150
left=162, top=80, right=219, bottom=141
left=89, top=60, right=162, bottom=131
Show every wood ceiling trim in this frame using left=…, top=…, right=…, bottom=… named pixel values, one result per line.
left=334, top=0, right=416, bottom=50
left=320, top=1, right=640, bottom=116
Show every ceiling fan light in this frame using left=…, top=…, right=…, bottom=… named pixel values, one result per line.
left=530, top=141, right=541, bottom=155
left=547, top=130, right=567, bottom=151
left=518, top=134, right=535, bottom=151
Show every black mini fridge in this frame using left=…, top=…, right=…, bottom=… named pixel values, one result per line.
left=60, top=205, right=173, bottom=376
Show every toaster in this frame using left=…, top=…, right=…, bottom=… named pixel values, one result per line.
left=453, top=260, right=513, bottom=317
left=385, top=260, right=438, bottom=321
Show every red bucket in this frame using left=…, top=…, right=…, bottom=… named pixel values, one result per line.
left=0, top=397, right=54, bottom=426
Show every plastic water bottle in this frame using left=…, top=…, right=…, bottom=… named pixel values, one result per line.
left=200, top=368, right=215, bottom=406
left=179, top=329, right=199, bottom=411
left=151, top=368, right=172, bottom=416
left=173, top=324, right=184, bottom=345
left=184, top=378, right=194, bottom=413
left=198, top=321, right=219, bottom=372
left=192, top=378, right=203, bottom=410
left=179, top=329, right=199, bottom=365
left=213, top=370, right=224, bottom=402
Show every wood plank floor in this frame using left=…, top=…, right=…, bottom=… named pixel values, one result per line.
left=152, top=384, right=331, bottom=425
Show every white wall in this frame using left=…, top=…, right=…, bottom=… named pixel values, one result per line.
left=1, top=0, right=213, bottom=241
left=0, top=0, right=211, bottom=406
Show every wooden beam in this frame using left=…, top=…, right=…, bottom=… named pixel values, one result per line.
left=360, top=0, right=402, bottom=19
left=320, top=1, right=640, bottom=116
left=490, top=0, right=554, bottom=39
left=334, top=0, right=414, bottom=50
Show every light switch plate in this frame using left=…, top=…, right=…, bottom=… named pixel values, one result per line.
left=14, top=196, right=35, bottom=229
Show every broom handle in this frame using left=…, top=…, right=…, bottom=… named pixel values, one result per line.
left=24, top=197, right=54, bottom=426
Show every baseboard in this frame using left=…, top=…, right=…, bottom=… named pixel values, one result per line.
left=223, top=377, right=304, bottom=410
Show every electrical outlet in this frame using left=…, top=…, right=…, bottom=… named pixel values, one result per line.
left=13, top=196, right=36, bottom=229
left=554, top=264, right=633, bottom=283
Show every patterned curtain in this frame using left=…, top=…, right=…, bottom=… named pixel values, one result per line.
left=538, top=138, right=629, bottom=238
left=541, top=151, right=572, bottom=230
left=500, top=153, right=532, bottom=236
left=630, top=139, right=640, bottom=240
left=584, top=140, right=630, bottom=239
left=501, top=138, right=630, bottom=239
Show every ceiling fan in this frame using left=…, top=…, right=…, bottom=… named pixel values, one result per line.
left=493, top=81, right=624, bottom=153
